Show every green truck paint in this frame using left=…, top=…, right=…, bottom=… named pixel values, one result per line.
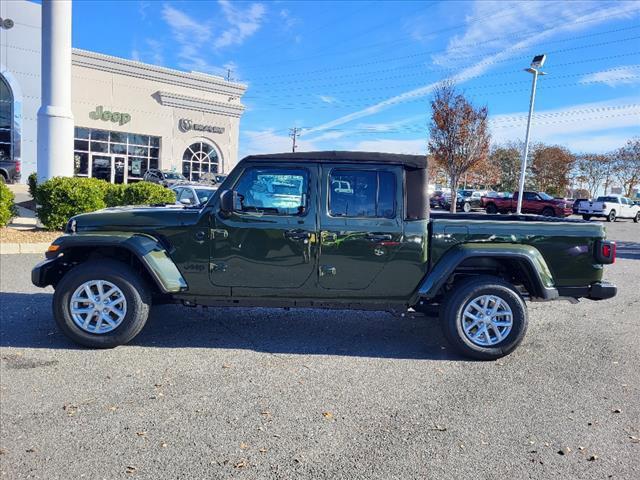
left=31, top=152, right=617, bottom=359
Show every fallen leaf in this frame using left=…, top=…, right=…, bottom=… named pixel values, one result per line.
left=135, top=431, right=147, bottom=437
left=222, top=364, right=232, bottom=369
left=261, top=410, right=271, bottom=417
left=558, top=447, right=571, bottom=456
left=25, top=448, right=36, bottom=453
left=588, top=455, right=598, bottom=461
left=126, top=466, right=137, bottom=474
left=160, top=441, right=168, bottom=448
left=612, top=408, right=622, bottom=414
left=259, top=448, right=267, bottom=453
left=234, top=460, right=247, bottom=469
left=240, top=442, right=249, bottom=450
left=108, top=406, right=117, bottom=412
left=63, top=404, right=78, bottom=416
left=0, top=448, right=6, bottom=455
left=322, top=412, right=333, bottom=419
left=578, top=446, right=585, bottom=451
left=431, top=425, right=447, bottom=432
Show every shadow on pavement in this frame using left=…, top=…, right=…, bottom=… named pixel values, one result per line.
left=616, top=241, right=640, bottom=260
left=0, top=292, right=461, bottom=361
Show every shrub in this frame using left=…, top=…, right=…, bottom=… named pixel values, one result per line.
left=105, top=184, right=126, bottom=207
left=35, top=177, right=108, bottom=230
left=28, top=172, right=38, bottom=199
left=0, top=181, right=18, bottom=227
left=122, top=181, right=176, bottom=205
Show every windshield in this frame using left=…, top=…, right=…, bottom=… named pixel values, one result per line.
left=163, top=172, right=185, bottom=180
left=459, top=190, right=473, bottom=198
left=195, top=189, right=214, bottom=204
left=596, top=196, right=618, bottom=202
left=538, top=192, right=554, bottom=200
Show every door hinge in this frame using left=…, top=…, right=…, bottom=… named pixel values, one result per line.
left=210, top=229, right=228, bottom=239
left=319, top=265, right=337, bottom=276
left=210, top=262, right=227, bottom=273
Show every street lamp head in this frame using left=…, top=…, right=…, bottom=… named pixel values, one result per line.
left=530, top=54, right=546, bottom=69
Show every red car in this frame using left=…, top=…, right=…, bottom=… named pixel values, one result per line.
left=481, top=191, right=573, bottom=217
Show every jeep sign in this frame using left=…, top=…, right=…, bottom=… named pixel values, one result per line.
left=89, top=106, right=131, bottom=126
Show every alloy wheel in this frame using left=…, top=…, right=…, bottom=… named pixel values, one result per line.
left=460, top=294, right=513, bottom=347
left=69, top=280, right=127, bottom=334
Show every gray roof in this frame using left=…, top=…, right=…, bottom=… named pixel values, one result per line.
left=241, top=151, right=427, bottom=169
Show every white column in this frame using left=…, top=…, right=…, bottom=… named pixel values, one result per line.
left=37, top=0, right=74, bottom=181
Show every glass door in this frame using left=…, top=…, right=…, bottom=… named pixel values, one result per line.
left=113, top=156, right=127, bottom=184
left=90, top=154, right=112, bottom=182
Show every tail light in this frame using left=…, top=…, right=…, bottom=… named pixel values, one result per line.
left=595, top=240, right=616, bottom=264
left=15, top=160, right=21, bottom=173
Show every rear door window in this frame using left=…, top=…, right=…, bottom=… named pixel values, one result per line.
left=329, top=169, right=396, bottom=218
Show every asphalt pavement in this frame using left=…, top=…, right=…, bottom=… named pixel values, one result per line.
left=1, top=220, right=638, bottom=479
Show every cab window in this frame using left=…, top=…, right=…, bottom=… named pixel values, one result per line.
left=329, top=169, right=396, bottom=218
left=234, top=167, right=309, bottom=216
left=178, top=188, right=197, bottom=204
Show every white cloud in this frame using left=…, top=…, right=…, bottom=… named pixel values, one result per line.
left=304, top=0, right=640, bottom=137
left=580, top=65, right=640, bottom=87
left=162, top=4, right=212, bottom=45
left=490, top=97, right=640, bottom=152
left=318, top=95, right=337, bottom=104
left=215, top=0, right=266, bottom=49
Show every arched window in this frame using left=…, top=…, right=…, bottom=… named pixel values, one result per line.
left=0, top=75, right=13, bottom=162
left=182, top=141, right=219, bottom=181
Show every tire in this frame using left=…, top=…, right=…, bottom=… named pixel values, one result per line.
left=582, top=215, right=591, bottom=221
left=542, top=207, right=555, bottom=217
left=634, top=212, right=639, bottom=223
left=607, top=210, right=616, bottom=222
left=486, top=203, right=498, bottom=214
left=440, top=275, right=528, bottom=360
left=53, top=260, right=151, bottom=348
left=462, top=202, right=471, bottom=213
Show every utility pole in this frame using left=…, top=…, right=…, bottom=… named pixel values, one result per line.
left=289, top=127, right=300, bottom=153
left=516, top=54, right=547, bottom=215
left=226, top=69, right=232, bottom=82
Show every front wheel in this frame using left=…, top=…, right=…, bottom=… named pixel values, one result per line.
left=582, top=214, right=591, bottom=221
left=485, top=203, right=498, bottom=214
left=542, top=207, right=555, bottom=217
left=53, top=260, right=151, bottom=348
left=462, top=202, right=472, bottom=213
left=607, top=210, right=616, bottom=222
left=634, top=212, right=639, bottom=223
left=440, top=275, right=528, bottom=360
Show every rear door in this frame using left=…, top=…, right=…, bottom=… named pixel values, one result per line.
left=209, top=163, right=318, bottom=289
left=522, top=192, right=542, bottom=214
left=318, top=164, right=403, bottom=291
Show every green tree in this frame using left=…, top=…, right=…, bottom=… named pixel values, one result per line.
left=530, top=144, right=575, bottom=196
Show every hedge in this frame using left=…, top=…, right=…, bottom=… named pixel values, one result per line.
left=0, top=181, right=18, bottom=227
left=35, top=178, right=177, bottom=230
left=28, top=172, right=38, bottom=199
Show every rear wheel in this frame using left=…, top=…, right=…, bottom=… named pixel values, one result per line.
left=607, top=210, right=616, bottom=222
left=486, top=203, right=498, bottom=214
left=462, top=202, right=472, bottom=213
left=542, top=207, right=555, bottom=217
left=440, top=275, right=528, bottom=360
left=582, top=214, right=591, bottom=221
left=53, top=260, right=151, bottom=348
left=634, top=212, right=639, bottom=223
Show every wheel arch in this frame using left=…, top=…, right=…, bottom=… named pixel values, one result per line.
left=32, top=233, right=187, bottom=294
left=415, top=244, right=558, bottom=303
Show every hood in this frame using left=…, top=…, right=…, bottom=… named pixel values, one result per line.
left=71, top=204, right=201, bottom=231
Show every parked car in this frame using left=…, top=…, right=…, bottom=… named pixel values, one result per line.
left=441, top=190, right=485, bottom=212
left=572, top=198, right=589, bottom=215
left=143, top=169, right=187, bottom=187
left=0, top=157, right=21, bottom=184
left=481, top=191, right=573, bottom=217
left=32, top=151, right=618, bottom=360
left=577, top=195, right=640, bottom=222
left=171, top=184, right=218, bottom=208
left=430, top=190, right=446, bottom=209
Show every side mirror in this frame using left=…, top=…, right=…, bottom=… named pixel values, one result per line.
left=219, top=189, right=238, bottom=215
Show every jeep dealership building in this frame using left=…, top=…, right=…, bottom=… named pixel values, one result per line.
left=1, top=0, right=247, bottom=183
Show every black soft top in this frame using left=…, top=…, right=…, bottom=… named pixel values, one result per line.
left=242, top=151, right=427, bottom=169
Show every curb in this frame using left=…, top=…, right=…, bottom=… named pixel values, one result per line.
left=0, top=243, right=49, bottom=255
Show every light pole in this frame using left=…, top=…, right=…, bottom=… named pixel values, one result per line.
left=516, top=54, right=547, bottom=215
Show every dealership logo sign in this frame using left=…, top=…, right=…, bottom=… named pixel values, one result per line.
left=89, top=106, right=131, bottom=126
left=178, top=118, right=225, bottom=134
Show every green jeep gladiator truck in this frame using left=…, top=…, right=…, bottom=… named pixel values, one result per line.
left=32, top=152, right=617, bottom=360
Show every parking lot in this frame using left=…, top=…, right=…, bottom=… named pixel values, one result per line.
left=1, top=219, right=638, bottom=479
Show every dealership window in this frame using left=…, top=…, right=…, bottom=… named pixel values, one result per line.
left=0, top=75, right=12, bottom=162
left=182, top=141, right=219, bottom=182
left=74, top=127, right=160, bottom=183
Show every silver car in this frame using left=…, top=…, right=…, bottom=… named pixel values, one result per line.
left=171, top=184, right=218, bottom=208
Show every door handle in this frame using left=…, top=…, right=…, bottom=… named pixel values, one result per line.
left=284, top=229, right=311, bottom=241
left=365, top=233, right=393, bottom=242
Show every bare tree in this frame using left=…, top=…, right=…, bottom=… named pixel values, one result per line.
left=428, top=82, right=490, bottom=212
left=613, top=138, right=640, bottom=197
left=574, top=154, right=611, bottom=198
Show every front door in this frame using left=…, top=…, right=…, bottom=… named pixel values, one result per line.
left=89, top=154, right=128, bottom=183
left=209, top=163, right=319, bottom=290
left=318, top=164, right=403, bottom=291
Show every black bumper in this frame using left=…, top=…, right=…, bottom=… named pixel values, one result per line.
left=31, top=258, right=61, bottom=288
left=557, top=282, right=617, bottom=301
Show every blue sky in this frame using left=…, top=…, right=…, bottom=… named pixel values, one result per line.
left=70, top=0, right=640, bottom=158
